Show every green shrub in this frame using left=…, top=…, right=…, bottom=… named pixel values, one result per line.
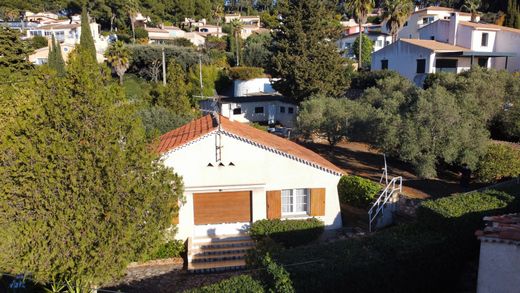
left=476, top=143, right=520, bottom=183
left=249, top=218, right=324, bottom=247
left=227, top=66, right=265, bottom=80
left=246, top=237, right=283, bottom=268
left=337, top=175, right=381, bottom=208
left=261, top=254, right=295, bottom=293
left=30, top=35, right=48, bottom=49
left=184, top=275, right=264, bottom=293
left=145, top=240, right=185, bottom=261
left=134, top=27, right=149, bottom=40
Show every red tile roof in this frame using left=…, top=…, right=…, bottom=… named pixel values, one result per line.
left=475, top=214, right=520, bottom=243
left=157, top=115, right=344, bottom=175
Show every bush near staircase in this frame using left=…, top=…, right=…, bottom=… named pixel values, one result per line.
left=273, top=189, right=519, bottom=293
left=338, top=175, right=381, bottom=208
left=249, top=218, right=324, bottom=248
left=184, top=275, right=264, bottom=293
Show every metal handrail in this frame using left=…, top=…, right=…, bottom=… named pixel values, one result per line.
left=368, top=176, right=402, bottom=232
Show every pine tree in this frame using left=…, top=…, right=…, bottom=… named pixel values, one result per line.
left=0, top=27, right=33, bottom=75
left=79, top=5, right=97, bottom=63
left=0, top=27, right=183, bottom=288
left=270, top=0, right=348, bottom=103
left=47, top=34, right=56, bottom=68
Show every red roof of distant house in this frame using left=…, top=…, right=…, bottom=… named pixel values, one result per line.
left=475, top=214, right=520, bottom=243
left=157, top=115, right=344, bottom=175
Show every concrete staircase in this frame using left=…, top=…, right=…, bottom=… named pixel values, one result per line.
left=187, top=234, right=254, bottom=273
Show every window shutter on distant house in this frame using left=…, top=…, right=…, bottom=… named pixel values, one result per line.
left=310, top=188, right=326, bottom=216
left=266, top=190, right=281, bottom=219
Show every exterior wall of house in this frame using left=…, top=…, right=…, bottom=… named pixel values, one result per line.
left=476, top=241, right=520, bottom=293
left=494, top=30, right=520, bottom=72
left=337, top=33, right=392, bottom=58
left=419, top=20, right=450, bottom=42
left=470, top=29, right=496, bottom=52
left=162, top=134, right=343, bottom=240
left=220, top=100, right=297, bottom=127
left=234, top=78, right=276, bottom=96
left=397, top=9, right=472, bottom=39
left=432, top=55, right=471, bottom=73
left=371, top=41, right=434, bottom=82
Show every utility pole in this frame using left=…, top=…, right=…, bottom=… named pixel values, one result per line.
left=199, top=54, right=204, bottom=98
left=235, top=30, right=240, bottom=66
left=162, top=46, right=166, bottom=85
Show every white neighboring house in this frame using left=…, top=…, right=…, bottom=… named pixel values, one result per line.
left=475, top=214, right=520, bottom=293
left=200, top=78, right=298, bottom=127
left=157, top=114, right=343, bottom=242
left=26, top=21, right=109, bottom=64
left=383, top=6, right=476, bottom=39
left=337, top=31, right=392, bottom=59
left=224, top=13, right=264, bottom=39
left=372, top=13, right=519, bottom=85
left=146, top=26, right=206, bottom=46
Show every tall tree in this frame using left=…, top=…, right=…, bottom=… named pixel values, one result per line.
left=213, top=3, right=224, bottom=37
left=270, top=0, right=348, bottom=102
left=48, top=35, right=66, bottom=76
left=105, top=40, right=131, bottom=85
left=345, top=0, right=375, bottom=69
left=0, top=29, right=183, bottom=290
left=79, top=5, right=97, bottom=63
left=230, top=19, right=243, bottom=66
left=352, top=34, right=374, bottom=68
left=0, top=27, right=33, bottom=75
left=381, top=0, right=414, bottom=42
left=462, top=0, right=481, bottom=22
left=156, top=60, right=192, bottom=115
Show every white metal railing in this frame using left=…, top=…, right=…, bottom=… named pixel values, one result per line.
left=368, top=176, right=402, bottom=232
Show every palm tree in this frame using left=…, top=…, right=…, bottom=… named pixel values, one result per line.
left=230, top=19, right=243, bottom=66
left=213, top=4, right=224, bottom=38
left=382, top=0, right=414, bottom=42
left=346, top=0, right=375, bottom=69
left=105, top=41, right=131, bottom=85
left=462, top=0, right=481, bottom=22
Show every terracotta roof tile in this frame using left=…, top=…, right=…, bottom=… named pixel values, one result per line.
left=157, top=115, right=344, bottom=175
left=475, top=214, right=520, bottom=243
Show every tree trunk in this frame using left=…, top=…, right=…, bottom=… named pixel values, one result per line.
left=358, top=22, right=363, bottom=70
left=119, top=73, right=124, bottom=85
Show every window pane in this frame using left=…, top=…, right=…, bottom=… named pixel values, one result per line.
left=282, top=190, right=292, bottom=213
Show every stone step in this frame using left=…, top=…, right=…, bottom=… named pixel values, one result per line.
left=191, top=244, right=254, bottom=256
left=188, top=259, right=246, bottom=273
left=193, top=239, right=255, bottom=250
left=191, top=251, right=247, bottom=263
left=192, top=233, right=251, bottom=244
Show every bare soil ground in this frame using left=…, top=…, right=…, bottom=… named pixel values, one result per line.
left=300, top=140, right=485, bottom=199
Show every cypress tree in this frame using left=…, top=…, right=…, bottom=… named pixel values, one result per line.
left=47, top=34, right=56, bottom=67
left=0, top=27, right=183, bottom=288
left=79, top=5, right=97, bottom=63
left=54, top=39, right=66, bottom=76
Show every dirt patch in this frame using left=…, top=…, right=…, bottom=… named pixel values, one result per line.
left=300, top=140, right=484, bottom=199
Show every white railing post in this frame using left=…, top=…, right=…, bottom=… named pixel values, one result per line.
left=368, top=176, right=402, bottom=232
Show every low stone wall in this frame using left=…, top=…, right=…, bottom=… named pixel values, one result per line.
left=123, top=257, right=184, bottom=284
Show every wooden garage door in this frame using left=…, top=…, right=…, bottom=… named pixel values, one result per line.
left=193, top=191, right=252, bottom=225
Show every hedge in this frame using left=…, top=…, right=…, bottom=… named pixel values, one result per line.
left=249, top=218, right=324, bottom=248
left=337, top=175, right=381, bottom=208
left=183, top=275, right=264, bottom=293
left=227, top=66, right=265, bottom=80
left=475, top=143, right=520, bottom=183
left=273, top=189, right=519, bottom=293
left=141, top=240, right=185, bottom=261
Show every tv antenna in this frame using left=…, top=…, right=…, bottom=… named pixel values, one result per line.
left=194, top=54, right=223, bottom=162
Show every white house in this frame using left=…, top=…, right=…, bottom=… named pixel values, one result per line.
left=200, top=77, right=297, bottom=127
left=158, top=114, right=343, bottom=242
left=475, top=214, right=520, bottom=293
left=146, top=26, right=206, bottom=46
left=372, top=13, right=519, bottom=85
left=337, top=31, right=392, bottom=59
left=383, top=6, right=476, bottom=39
left=26, top=21, right=109, bottom=64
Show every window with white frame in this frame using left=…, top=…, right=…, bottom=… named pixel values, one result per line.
left=282, top=188, right=309, bottom=215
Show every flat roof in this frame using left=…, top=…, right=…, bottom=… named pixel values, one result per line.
left=401, top=38, right=469, bottom=52
left=220, top=94, right=297, bottom=105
